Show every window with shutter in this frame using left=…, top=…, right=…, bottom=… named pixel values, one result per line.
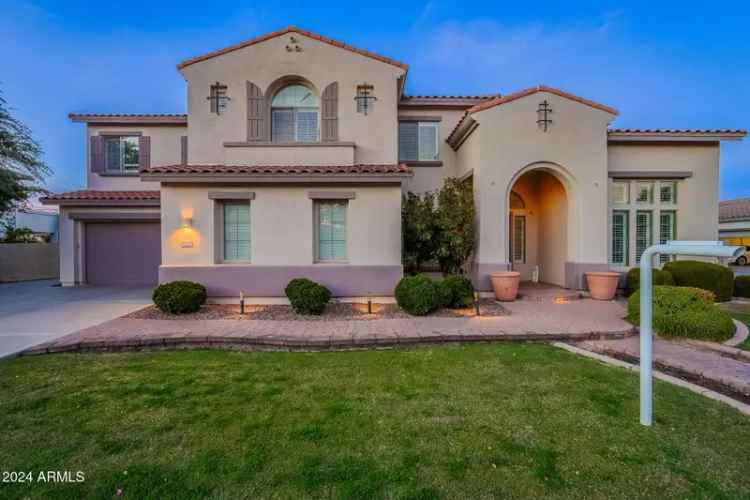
left=398, top=122, right=418, bottom=161
left=247, top=82, right=265, bottom=141
left=321, top=82, right=338, bottom=141
left=635, top=210, right=652, bottom=263
left=611, top=210, right=629, bottom=266
left=271, top=84, right=319, bottom=142
left=103, top=136, right=139, bottom=172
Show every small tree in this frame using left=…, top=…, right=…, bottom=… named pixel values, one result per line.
left=1, top=223, right=37, bottom=243
left=401, top=191, right=438, bottom=272
left=0, top=89, right=50, bottom=222
left=435, top=177, right=475, bottom=274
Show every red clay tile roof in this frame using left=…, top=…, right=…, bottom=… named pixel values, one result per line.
left=608, top=129, right=746, bottom=138
left=177, top=26, right=408, bottom=71
left=399, top=94, right=501, bottom=109
left=41, top=190, right=160, bottom=203
left=720, top=198, right=750, bottom=223
left=466, top=85, right=619, bottom=115
left=69, top=114, right=187, bottom=124
left=141, top=164, right=412, bottom=177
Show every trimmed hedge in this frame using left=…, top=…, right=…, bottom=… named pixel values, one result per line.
left=662, top=260, right=733, bottom=302
left=437, top=275, right=475, bottom=308
left=624, top=267, right=675, bottom=296
left=152, top=281, right=207, bottom=314
left=395, top=274, right=440, bottom=316
left=734, top=275, right=750, bottom=298
left=627, top=286, right=734, bottom=342
left=285, top=278, right=331, bottom=315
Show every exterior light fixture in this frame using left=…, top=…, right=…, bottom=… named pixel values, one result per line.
left=355, top=83, right=377, bottom=115
left=638, top=240, right=743, bottom=427
left=240, top=291, right=245, bottom=315
left=181, top=217, right=193, bottom=229
left=207, top=82, right=230, bottom=115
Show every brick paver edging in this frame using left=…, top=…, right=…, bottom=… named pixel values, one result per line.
left=22, top=329, right=634, bottom=356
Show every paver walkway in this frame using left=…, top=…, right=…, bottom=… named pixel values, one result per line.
left=23, top=299, right=633, bottom=354
left=576, top=336, right=750, bottom=399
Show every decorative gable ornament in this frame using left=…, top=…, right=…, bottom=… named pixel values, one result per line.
left=536, top=100, right=552, bottom=132
left=285, top=36, right=302, bottom=52
left=207, top=82, right=231, bottom=115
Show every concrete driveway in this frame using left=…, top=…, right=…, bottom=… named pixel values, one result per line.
left=0, top=280, right=151, bottom=358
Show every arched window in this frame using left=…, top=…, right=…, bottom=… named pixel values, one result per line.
left=271, top=84, right=319, bottom=142
left=510, top=191, right=526, bottom=210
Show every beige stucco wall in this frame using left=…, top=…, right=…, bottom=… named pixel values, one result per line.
left=607, top=143, right=720, bottom=257
left=398, top=109, right=465, bottom=193
left=160, top=184, right=402, bottom=267
left=86, top=125, right=185, bottom=190
left=181, top=33, right=405, bottom=166
left=222, top=144, right=354, bottom=166
left=470, top=91, right=614, bottom=270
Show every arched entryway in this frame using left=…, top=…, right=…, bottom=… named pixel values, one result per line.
left=507, top=167, right=569, bottom=287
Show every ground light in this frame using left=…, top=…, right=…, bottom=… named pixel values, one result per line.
left=638, top=240, right=743, bottom=426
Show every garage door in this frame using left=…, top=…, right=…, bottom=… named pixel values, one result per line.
left=85, top=222, right=161, bottom=286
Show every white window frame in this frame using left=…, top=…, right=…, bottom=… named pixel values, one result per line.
left=398, top=121, right=440, bottom=162
left=314, top=200, right=348, bottom=263
left=611, top=181, right=629, bottom=204
left=215, top=200, right=251, bottom=263
left=511, top=215, right=526, bottom=264
left=611, top=210, right=629, bottom=266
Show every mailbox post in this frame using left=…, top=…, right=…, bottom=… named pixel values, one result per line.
left=638, top=241, right=743, bottom=426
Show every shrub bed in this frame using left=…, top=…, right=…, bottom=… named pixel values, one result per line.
left=152, top=281, right=207, bottom=314
left=395, top=274, right=440, bottom=315
left=662, top=260, right=734, bottom=302
left=285, top=278, right=331, bottom=315
left=734, top=275, right=750, bottom=298
left=624, top=268, right=675, bottom=296
left=627, top=286, right=734, bottom=342
left=437, top=275, right=475, bottom=308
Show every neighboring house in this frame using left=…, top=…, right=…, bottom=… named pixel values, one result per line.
left=719, top=198, right=750, bottom=263
left=1, top=207, right=59, bottom=242
left=41, top=26, right=747, bottom=295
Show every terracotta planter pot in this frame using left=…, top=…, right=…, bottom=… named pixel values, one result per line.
left=585, top=272, right=620, bottom=300
left=490, top=271, right=521, bottom=301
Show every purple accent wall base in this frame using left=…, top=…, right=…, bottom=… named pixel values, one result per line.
left=159, top=265, right=403, bottom=297
left=472, top=262, right=512, bottom=291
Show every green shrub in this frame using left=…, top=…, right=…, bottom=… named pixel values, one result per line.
left=437, top=275, right=475, bottom=308
left=284, top=278, right=331, bottom=315
left=624, top=267, right=675, bottom=296
left=627, top=286, right=734, bottom=342
left=395, top=274, right=440, bottom=315
left=152, top=281, right=207, bottom=314
left=734, top=275, right=750, bottom=298
left=662, top=260, right=734, bottom=302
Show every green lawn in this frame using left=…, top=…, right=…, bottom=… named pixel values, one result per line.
left=720, top=303, right=750, bottom=351
left=1, top=345, right=748, bottom=499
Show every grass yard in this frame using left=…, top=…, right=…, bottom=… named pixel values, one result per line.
left=1, top=345, right=748, bottom=499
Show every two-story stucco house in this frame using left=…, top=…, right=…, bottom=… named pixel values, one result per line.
left=42, top=26, right=746, bottom=297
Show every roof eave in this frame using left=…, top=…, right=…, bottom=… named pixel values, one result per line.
left=140, top=173, right=412, bottom=184
left=69, top=114, right=187, bottom=125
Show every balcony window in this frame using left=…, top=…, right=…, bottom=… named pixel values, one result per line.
left=271, top=84, right=319, bottom=142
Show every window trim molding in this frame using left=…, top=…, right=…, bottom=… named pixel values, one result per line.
left=308, top=191, right=356, bottom=200
left=208, top=191, right=256, bottom=200
left=266, top=76, right=320, bottom=143
left=398, top=115, right=442, bottom=122
left=313, top=199, right=349, bottom=264
left=398, top=120, right=440, bottom=162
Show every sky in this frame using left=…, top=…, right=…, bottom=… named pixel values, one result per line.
left=1, top=0, right=749, bottom=199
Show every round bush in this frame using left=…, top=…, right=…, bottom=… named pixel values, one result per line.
left=627, top=286, right=734, bottom=342
left=284, top=278, right=331, bottom=315
left=734, top=275, right=750, bottom=298
left=152, top=281, right=207, bottom=314
left=438, top=275, right=475, bottom=308
left=395, top=274, right=440, bottom=316
left=624, top=267, right=675, bottom=296
left=662, top=260, right=734, bottom=302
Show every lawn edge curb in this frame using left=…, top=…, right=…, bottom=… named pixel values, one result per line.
left=552, top=341, right=750, bottom=417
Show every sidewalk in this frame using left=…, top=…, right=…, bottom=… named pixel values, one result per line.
left=575, top=336, right=750, bottom=400
left=22, top=298, right=633, bottom=354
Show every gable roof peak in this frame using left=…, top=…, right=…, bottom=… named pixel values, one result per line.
left=467, top=84, right=618, bottom=116
left=177, top=26, right=408, bottom=71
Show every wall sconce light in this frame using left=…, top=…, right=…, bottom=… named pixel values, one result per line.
left=181, top=217, right=193, bottom=229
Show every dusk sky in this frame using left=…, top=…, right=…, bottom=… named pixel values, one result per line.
left=1, top=0, right=748, bottom=199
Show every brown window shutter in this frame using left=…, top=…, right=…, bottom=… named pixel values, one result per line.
left=90, top=135, right=105, bottom=172
left=138, top=136, right=151, bottom=170
left=180, top=135, right=188, bottom=165
left=321, top=82, right=338, bottom=142
left=247, top=81, right=264, bottom=141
